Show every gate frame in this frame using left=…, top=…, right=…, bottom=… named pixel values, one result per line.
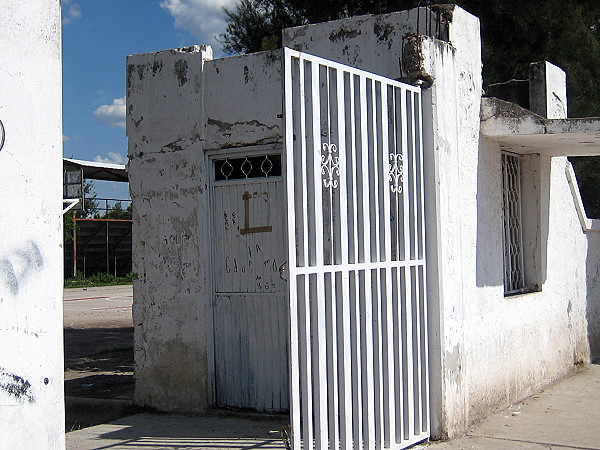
left=282, top=47, right=432, bottom=449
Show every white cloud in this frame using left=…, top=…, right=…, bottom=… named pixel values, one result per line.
left=160, top=0, right=236, bottom=48
left=93, top=152, right=127, bottom=165
left=63, top=134, right=70, bottom=142
left=62, top=0, right=82, bottom=25
left=93, top=97, right=126, bottom=129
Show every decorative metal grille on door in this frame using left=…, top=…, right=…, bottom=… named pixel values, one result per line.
left=284, top=48, right=429, bottom=450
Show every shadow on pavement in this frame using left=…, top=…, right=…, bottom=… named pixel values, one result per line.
left=64, top=326, right=135, bottom=431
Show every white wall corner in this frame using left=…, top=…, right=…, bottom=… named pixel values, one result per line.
left=565, top=162, right=600, bottom=233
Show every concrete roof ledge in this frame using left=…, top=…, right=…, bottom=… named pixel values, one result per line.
left=481, top=97, right=600, bottom=156
left=481, top=97, right=545, bottom=136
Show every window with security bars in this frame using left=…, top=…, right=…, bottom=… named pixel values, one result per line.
left=501, top=152, right=525, bottom=295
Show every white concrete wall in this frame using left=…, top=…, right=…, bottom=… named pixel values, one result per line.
left=417, top=7, right=591, bottom=437
left=127, top=46, right=284, bottom=412
left=127, top=5, right=596, bottom=442
left=127, top=46, right=213, bottom=412
left=283, top=8, right=428, bottom=80
left=0, top=1, right=65, bottom=448
left=467, top=143, right=590, bottom=421
left=204, top=51, right=283, bottom=150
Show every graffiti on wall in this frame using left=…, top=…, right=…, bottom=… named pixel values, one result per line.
left=0, top=367, right=34, bottom=405
left=0, top=240, right=43, bottom=297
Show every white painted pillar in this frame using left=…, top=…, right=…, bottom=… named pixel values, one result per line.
left=0, top=1, right=65, bottom=448
left=127, top=45, right=214, bottom=413
left=529, top=61, right=568, bottom=119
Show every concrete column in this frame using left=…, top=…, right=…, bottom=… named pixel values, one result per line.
left=127, top=45, right=213, bottom=412
left=0, top=1, right=65, bottom=448
left=529, top=61, right=568, bottom=119
left=405, top=7, right=483, bottom=439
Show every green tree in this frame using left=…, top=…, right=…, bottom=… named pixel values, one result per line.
left=103, top=201, right=133, bottom=220
left=76, top=180, right=99, bottom=219
left=221, top=0, right=600, bottom=117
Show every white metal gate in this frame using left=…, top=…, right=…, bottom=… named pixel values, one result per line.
left=211, top=152, right=289, bottom=412
left=283, top=49, right=429, bottom=449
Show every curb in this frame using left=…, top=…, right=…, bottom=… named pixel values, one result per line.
left=65, top=396, right=136, bottom=431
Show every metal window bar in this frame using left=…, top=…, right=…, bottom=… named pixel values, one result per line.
left=501, top=152, right=525, bottom=294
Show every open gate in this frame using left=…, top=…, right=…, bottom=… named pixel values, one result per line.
left=283, top=48, right=429, bottom=450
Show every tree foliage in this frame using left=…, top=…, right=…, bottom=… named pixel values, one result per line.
left=103, top=201, right=133, bottom=220
left=221, top=0, right=600, bottom=116
left=221, top=0, right=600, bottom=217
left=76, top=180, right=99, bottom=219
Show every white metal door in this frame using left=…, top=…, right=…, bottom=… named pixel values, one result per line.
left=284, top=48, right=429, bottom=449
left=211, top=153, right=289, bottom=412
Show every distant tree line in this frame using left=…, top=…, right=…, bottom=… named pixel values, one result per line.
left=220, top=0, right=600, bottom=217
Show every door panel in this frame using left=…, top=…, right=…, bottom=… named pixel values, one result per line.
left=212, top=160, right=288, bottom=412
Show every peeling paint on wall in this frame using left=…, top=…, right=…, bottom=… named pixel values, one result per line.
left=174, top=60, right=188, bottom=86
left=329, top=25, right=363, bottom=42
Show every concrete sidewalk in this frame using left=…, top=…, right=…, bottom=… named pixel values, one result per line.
left=66, top=364, right=600, bottom=450
left=425, top=364, right=600, bottom=449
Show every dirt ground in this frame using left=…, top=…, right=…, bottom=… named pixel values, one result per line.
left=64, top=326, right=134, bottom=400
left=63, top=285, right=135, bottom=428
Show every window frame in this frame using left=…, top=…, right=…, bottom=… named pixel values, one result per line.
left=501, top=151, right=526, bottom=295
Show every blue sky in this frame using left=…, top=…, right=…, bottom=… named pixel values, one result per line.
left=61, top=0, right=235, bottom=200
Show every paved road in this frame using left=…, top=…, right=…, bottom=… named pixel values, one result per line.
left=64, top=285, right=133, bottom=328
left=64, top=285, right=134, bottom=430
left=66, top=364, right=600, bottom=449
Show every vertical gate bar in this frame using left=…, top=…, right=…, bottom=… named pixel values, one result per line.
left=302, top=56, right=316, bottom=449
left=407, top=90, right=416, bottom=262
left=326, top=271, right=339, bottom=450
left=410, top=92, right=419, bottom=263
left=414, top=92, right=424, bottom=262
left=415, top=91, right=430, bottom=434
left=336, top=68, right=353, bottom=450
left=409, top=94, right=422, bottom=435
left=349, top=74, right=364, bottom=449
left=325, top=67, right=340, bottom=450
left=359, top=74, right=376, bottom=450
left=391, top=86, right=406, bottom=444
left=400, top=88, right=415, bottom=441
left=370, top=79, right=384, bottom=450
left=410, top=266, right=421, bottom=435
left=299, top=275, right=314, bottom=449
left=394, top=87, right=405, bottom=263
left=282, top=48, right=303, bottom=442
left=380, top=82, right=396, bottom=447
left=369, top=80, right=381, bottom=263
left=298, top=58, right=309, bottom=268
left=311, top=60, right=329, bottom=450
left=284, top=49, right=302, bottom=450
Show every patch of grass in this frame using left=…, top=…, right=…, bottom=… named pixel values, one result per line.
left=65, top=272, right=134, bottom=288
